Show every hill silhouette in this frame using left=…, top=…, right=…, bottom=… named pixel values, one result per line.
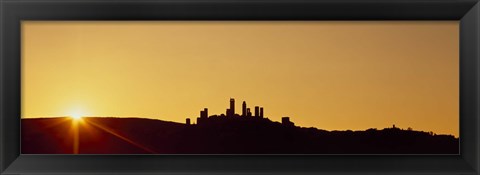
left=22, top=116, right=458, bottom=154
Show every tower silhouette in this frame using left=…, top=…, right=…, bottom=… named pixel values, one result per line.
left=197, top=108, right=209, bottom=124
left=200, top=108, right=208, bottom=118
left=229, top=98, right=235, bottom=117
left=255, top=106, right=259, bottom=117
left=260, top=107, right=264, bottom=118
left=242, top=101, right=247, bottom=117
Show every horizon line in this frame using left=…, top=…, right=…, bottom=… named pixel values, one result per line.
left=21, top=116, right=459, bottom=138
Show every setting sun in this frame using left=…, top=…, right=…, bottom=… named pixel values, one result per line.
left=70, top=114, right=83, bottom=120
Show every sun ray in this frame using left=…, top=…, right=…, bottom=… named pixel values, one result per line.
left=43, top=117, right=70, bottom=129
left=70, top=119, right=80, bottom=154
left=84, top=120, right=156, bottom=153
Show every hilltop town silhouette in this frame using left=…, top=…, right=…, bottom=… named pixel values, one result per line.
left=191, top=98, right=294, bottom=127
left=22, top=98, right=459, bottom=154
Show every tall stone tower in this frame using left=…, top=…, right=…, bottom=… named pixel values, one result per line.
left=229, top=98, right=235, bottom=116
left=260, top=107, right=264, bottom=118
left=242, top=101, right=247, bottom=117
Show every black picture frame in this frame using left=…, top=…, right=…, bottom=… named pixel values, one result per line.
left=1, top=0, right=479, bottom=174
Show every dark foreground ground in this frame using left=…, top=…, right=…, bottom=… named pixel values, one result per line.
left=22, top=117, right=458, bottom=154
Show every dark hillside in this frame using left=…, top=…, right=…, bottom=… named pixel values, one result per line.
left=22, top=117, right=458, bottom=154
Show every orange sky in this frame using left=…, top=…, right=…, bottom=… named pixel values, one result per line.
left=21, top=21, right=459, bottom=137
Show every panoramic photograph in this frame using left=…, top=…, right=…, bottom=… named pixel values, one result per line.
left=21, top=21, right=459, bottom=154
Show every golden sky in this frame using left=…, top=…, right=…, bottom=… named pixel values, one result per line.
left=22, top=21, right=459, bottom=137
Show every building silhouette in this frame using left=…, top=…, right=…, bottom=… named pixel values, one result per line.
left=200, top=108, right=208, bottom=118
left=255, top=106, right=259, bottom=117
left=260, top=107, right=264, bottom=118
left=197, top=108, right=209, bottom=124
left=282, top=117, right=294, bottom=126
left=229, top=98, right=235, bottom=117
left=186, top=118, right=191, bottom=125
left=247, top=108, right=252, bottom=117
left=242, top=101, right=247, bottom=117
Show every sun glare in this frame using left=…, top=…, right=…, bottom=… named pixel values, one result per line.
left=70, top=114, right=83, bottom=121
